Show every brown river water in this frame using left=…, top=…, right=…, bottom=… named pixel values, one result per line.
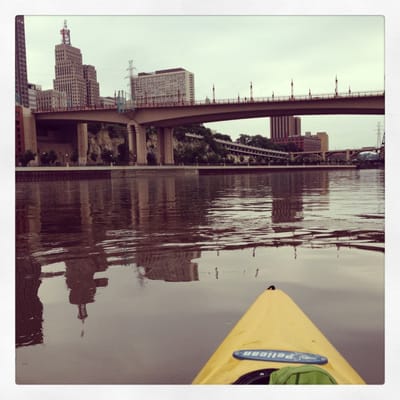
left=15, top=169, right=384, bottom=384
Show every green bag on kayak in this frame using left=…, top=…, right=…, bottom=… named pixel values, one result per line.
left=269, top=365, right=337, bottom=384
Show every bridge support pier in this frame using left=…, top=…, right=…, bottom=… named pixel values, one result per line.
left=127, top=123, right=137, bottom=164
left=127, top=121, right=147, bottom=165
left=77, top=123, right=88, bottom=166
left=156, top=127, right=175, bottom=165
left=345, top=150, right=350, bottom=162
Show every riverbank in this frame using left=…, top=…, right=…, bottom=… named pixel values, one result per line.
left=15, top=164, right=358, bottom=182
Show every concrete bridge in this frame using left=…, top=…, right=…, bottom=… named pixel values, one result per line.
left=185, top=132, right=289, bottom=160
left=32, top=90, right=384, bottom=165
left=186, top=133, right=383, bottom=163
left=290, top=146, right=383, bottom=162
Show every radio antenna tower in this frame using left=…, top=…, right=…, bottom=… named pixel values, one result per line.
left=60, top=20, right=71, bottom=45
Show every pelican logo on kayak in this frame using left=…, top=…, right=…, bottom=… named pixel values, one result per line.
left=232, top=350, right=328, bottom=365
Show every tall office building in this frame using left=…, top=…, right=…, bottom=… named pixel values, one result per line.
left=15, top=16, right=29, bottom=107
left=53, top=21, right=86, bottom=107
left=36, top=89, right=67, bottom=111
left=83, top=65, right=100, bottom=106
left=53, top=21, right=100, bottom=108
left=317, top=132, right=329, bottom=152
left=270, top=115, right=322, bottom=151
left=28, top=83, right=42, bottom=110
left=131, top=68, right=195, bottom=105
left=270, top=116, right=301, bottom=143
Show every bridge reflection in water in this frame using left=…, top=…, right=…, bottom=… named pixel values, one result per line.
left=15, top=170, right=384, bottom=349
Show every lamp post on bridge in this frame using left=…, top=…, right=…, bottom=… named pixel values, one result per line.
left=335, top=75, right=338, bottom=97
left=290, top=79, right=294, bottom=99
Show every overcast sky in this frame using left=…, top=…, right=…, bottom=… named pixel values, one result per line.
left=23, top=15, right=385, bottom=149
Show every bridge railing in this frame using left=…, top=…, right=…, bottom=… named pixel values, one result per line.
left=132, top=90, right=384, bottom=108
left=33, top=104, right=118, bottom=114
left=33, top=90, right=384, bottom=113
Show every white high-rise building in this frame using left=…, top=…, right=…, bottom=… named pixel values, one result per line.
left=130, top=68, right=195, bottom=105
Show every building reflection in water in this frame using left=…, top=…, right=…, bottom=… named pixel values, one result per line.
left=16, top=171, right=330, bottom=347
left=15, top=174, right=207, bottom=347
left=271, top=171, right=329, bottom=224
left=65, top=258, right=109, bottom=326
left=15, top=256, right=43, bottom=347
left=16, top=181, right=44, bottom=347
left=136, top=250, right=199, bottom=282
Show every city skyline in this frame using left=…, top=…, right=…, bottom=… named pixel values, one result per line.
left=22, top=15, right=385, bottom=150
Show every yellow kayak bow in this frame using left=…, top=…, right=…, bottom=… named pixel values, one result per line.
left=193, top=287, right=365, bottom=384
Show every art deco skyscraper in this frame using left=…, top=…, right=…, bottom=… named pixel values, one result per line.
left=15, top=15, right=29, bottom=107
left=53, top=21, right=87, bottom=107
left=53, top=21, right=100, bottom=108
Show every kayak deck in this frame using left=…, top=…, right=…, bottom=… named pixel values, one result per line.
left=192, top=288, right=364, bottom=384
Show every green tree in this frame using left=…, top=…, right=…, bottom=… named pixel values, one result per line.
left=214, top=132, right=232, bottom=142
left=101, top=149, right=115, bottom=164
left=70, top=150, right=78, bottom=163
left=147, top=152, right=157, bottom=165
left=90, top=152, right=98, bottom=162
left=249, top=135, right=271, bottom=148
left=40, top=150, right=58, bottom=165
left=283, top=142, right=301, bottom=152
left=117, top=142, right=129, bottom=164
left=18, top=150, right=35, bottom=166
left=236, top=134, right=252, bottom=146
left=88, top=122, right=102, bottom=134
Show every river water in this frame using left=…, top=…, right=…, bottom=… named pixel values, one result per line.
left=15, top=169, right=384, bottom=384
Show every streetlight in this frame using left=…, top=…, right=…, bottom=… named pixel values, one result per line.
left=335, top=75, right=338, bottom=97
left=290, top=79, right=294, bottom=99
